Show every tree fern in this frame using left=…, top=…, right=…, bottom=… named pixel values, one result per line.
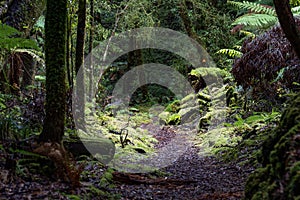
left=228, top=1, right=276, bottom=16
left=292, top=6, right=300, bottom=15
left=232, top=13, right=277, bottom=29
left=216, top=48, right=243, bottom=58
left=0, top=23, right=39, bottom=51
left=229, top=1, right=300, bottom=31
left=13, top=49, right=44, bottom=64
left=239, top=30, right=256, bottom=38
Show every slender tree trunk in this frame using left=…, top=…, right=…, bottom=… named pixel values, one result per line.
left=273, top=0, right=300, bottom=59
left=127, top=37, right=147, bottom=102
left=178, top=0, right=206, bottom=69
left=20, top=52, right=37, bottom=92
left=88, top=0, right=94, bottom=101
left=178, top=0, right=204, bottom=46
left=74, top=0, right=87, bottom=131
left=66, top=13, right=72, bottom=88
left=75, top=0, right=87, bottom=74
left=39, top=0, right=67, bottom=142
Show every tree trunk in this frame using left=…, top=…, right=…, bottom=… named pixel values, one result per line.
left=127, top=34, right=147, bottom=102
left=273, top=0, right=300, bottom=59
left=75, top=0, right=87, bottom=74
left=178, top=0, right=204, bottom=46
left=74, top=0, right=87, bottom=131
left=66, top=13, right=72, bottom=88
left=88, top=0, right=94, bottom=101
left=20, top=52, right=37, bottom=92
left=39, top=0, right=67, bottom=142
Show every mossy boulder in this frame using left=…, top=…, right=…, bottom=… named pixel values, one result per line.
left=158, top=111, right=172, bottom=124
left=245, top=94, right=300, bottom=200
left=166, top=113, right=181, bottom=125
left=178, top=106, right=199, bottom=123
left=165, top=100, right=180, bottom=113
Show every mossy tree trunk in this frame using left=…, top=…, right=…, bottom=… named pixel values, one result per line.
left=66, top=12, right=72, bottom=88
left=39, top=0, right=67, bottom=142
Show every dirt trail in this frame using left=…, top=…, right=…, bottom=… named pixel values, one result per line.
left=109, top=123, right=253, bottom=200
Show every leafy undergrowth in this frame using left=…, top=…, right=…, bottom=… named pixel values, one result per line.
left=0, top=145, right=119, bottom=199
left=83, top=107, right=159, bottom=168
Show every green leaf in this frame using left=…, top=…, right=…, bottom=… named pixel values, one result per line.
left=232, top=13, right=277, bottom=29
left=216, top=49, right=243, bottom=58
left=228, top=1, right=276, bottom=16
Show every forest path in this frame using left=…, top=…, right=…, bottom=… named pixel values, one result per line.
left=108, top=122, right=253, bottom=200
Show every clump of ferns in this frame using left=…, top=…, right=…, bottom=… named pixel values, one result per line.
left=228, top=1, right=300, bottom=33
left=216, top=45, right=242, bottom=67
left=216, top=29, right=255, bottom=68
left=217, top=1, right=300, bottom=68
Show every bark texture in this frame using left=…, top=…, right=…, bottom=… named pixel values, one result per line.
left=40, top=0, right=67, bottom=142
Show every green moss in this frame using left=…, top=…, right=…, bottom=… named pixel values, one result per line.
left=167, top=113, right=181, bottom=125
left=99, top=168, right=115, bottom=188
left=165, top=100, right=180, bottom=113
left=245, top=94, right=300, bottom=199
left=190, top=67, right=227, bottom=79
left=180, top=93, right=197, bottom=105
left=158, top=111, right=171, bottom=124
left=245, top=165, right=271, bottom=199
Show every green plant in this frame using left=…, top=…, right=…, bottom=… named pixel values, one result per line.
left=216, top=46, right=243, bottom=59
left=228, top=1, right=300, bottom=32
left=228, top=1, right=276, bottom=31
left=0, top=23, right=39, bottom=51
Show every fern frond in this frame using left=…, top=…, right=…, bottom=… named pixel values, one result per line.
left=13, top=49, right=44, bottom=64
left=292, top=6, right=300, bottom=15
left=216, top=49, right=242, bottom=58
left=233, top=45, right=242, bottom=51
left=239, top=30, right=256, bottom=39
left=232, top=13, right=277, bottom=29
left=228, top=1, right=276, bottom=16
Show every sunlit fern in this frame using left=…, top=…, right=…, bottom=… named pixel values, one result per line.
left=228, top=1, right=276, bottom=30
left=13, top=49, right=44, bottom=64
left=228, top=1, right=300, bottom=31
left=292, top=6, right=300, bottom=15
left=216, top=47, right=243, bottom=59
left=233, top=13, right=277, bottom=30
left=228, top=1, right=276, bottom=15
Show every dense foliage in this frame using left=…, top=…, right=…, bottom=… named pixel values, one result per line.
left=0, top=0, right=299, bottom=199
left=232, top=20, right=300, bottom=109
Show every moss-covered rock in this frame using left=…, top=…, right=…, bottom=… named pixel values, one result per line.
left=165, top=100, right=181, bottom=113
left=245, top=94, right=300, bottom=200
left=166, top=113, right=181, bottom=125
left=158, top=111, right=172, bottom=124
